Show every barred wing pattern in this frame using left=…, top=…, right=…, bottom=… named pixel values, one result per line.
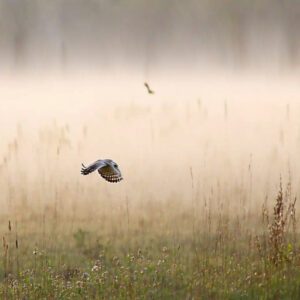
left=81, top=159, right=123, bottom=183
left=97, top=165, right=123, bottom=183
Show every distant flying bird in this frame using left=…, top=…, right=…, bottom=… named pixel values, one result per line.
left=144, top=82, right=154, bottom=94
left=81, top=159, right=123, bottom=183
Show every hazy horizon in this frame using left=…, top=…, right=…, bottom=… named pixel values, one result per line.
left=0, top=0, right=300, bottom=74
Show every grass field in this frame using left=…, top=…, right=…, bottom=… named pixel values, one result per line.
left=0, top=74, right=300, bottom=299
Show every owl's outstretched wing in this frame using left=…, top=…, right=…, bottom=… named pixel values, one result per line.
left=98, top=164, right=123, bottom=183
left=81, top=160, right=106, bottom=175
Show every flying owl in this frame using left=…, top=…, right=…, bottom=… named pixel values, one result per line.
left=81, top=159, right=123, bottom=183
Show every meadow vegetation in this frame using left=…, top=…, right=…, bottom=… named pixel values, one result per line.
left=0, top=76, right=300, bottom=299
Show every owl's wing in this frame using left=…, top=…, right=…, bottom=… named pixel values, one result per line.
left=81, top=160, right=106, bottom=175
left=98, top=165, right=123, bottom=183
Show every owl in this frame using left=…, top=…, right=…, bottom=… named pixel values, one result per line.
left=81, top=159, right=123, bottom=183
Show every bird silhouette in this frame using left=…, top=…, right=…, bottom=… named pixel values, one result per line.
left=81, top=159, right=123, bottom=183
left=144, top=82, right=154, bottom=94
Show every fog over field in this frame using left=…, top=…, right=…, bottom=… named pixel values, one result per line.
left=0, top=1, right=300, bottom=298
left=1, top=73, right=299, bottom=218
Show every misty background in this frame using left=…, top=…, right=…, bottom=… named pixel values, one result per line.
left=0, top=0, right=300, bottom=218
left=0, top=0, right=300, bottom=73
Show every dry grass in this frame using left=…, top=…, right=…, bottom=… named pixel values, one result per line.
left=0, top=75, right=300, bottom=299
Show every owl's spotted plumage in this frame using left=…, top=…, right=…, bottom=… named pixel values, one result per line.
left=81, top=159, right=123, bottom=183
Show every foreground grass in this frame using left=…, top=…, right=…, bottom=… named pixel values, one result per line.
left=1, top=232, right=300, bottom=299
left=0, top=182, right=299, bottom=299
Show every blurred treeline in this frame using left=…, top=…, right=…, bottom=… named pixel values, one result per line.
left=0, top=0, right=299, bottom=71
